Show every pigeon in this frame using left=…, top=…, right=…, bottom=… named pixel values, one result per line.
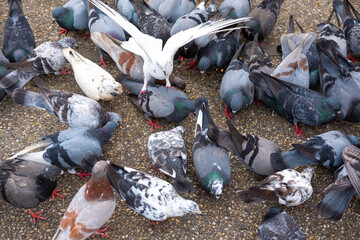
left=0, top=51, right=11, bottom=100
left=207, top=120, right=280, bottom=176
left=0, top=37, right=78, bottom=94
left=238, top=167, right=315, bottom=206
left=3, top=0, right=36, bottom=63
left=271, top=131, right=360, bottom=171
left=62, top=48, right=122, bottom=101
left=273, top=28, right=316, bottom=88
left=89, top=0, right=250, bottom=93
left=9, top=121, right=118, bottom=170
left=52, top=160, right=115, bottom=240
left=118, top=74, right=195, bottom=129
left=12, top=76, right=122, bottom=129
left=219, top=0, right=251, bottom=19
left=249, top=72, right=341, bottom=137
left=220, top=43, right=253, bottom=119
left=258, top=207, right=306, bottom=240
left=52, top=0, right=89, bottom=35
left=106, top=161, right=202, bottom=221
left=317, top=38, right=360, bottom=122
left=148, top=126, right=194, bottom=193
left=243, top=0, right=285, bottom=42
left=90, top=31, right=186, bottom=89
left=148, top=0, right=197, bottom=24
left=85, top=0, right=126, bottom=66
left=193, top=97, right=231, bottom=199
left=0, top=159, right=62, bottom=209
left=115, top=0, right=137, bottom=25
left=317, top=145, right=360, bottom=220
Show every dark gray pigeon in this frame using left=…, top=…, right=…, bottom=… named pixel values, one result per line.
left=258, top=207, right=306, bottom=240
left=12, top=76, right=122, bottom=129
left=271, top=131, right=360, bottom=171
left=118, top=74, right=195, bottom=129
left=220, top=43, right=254, bottom=119
left=3, top=0, right=36, bottom=63
left=0, top=37, right=78, bottom=94
left=0, top=159, right=62, bottom=209
left=249, top=71, right=341, bottom=137
left=193, top=97, right=231, bottom=199
left=9, top=121, right=117, bottom=170
left=317, top=38, right=360, bottom=122
left=317, top=145, right=360, bottom=220
left=208, top=120, right=280, bottom=176
left=148, top=126, right=194, bottom=193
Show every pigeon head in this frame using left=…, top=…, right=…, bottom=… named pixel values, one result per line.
left=230, top=93, right=245, bottom=113
left=210, top=178, right=224, bottom=199
left=109, top=112, right=122, bottom=126
left=41, top=165, right=62, bottom=181
left=57, top=37, right=78, bottom=49
left=10, top=49, right=28, bottom=63
left=327, top=97, right=341, bottom=113
left=300, top=166, right=315, bottom=182
left=172, top=126, right=186, bottom=135
left=262, top=207, right=281, bottom=221
left=102, top=82, right=123, bottom=100
left=98, top=121, right=118, bottom=145
left=318, top=99, right=338, bottom=123
left=182, top=199, right=202, bottom=215
left=52, top=7, right=73, bottom=29
left=198, top=56, right=211, bottom=73
left=85, top=160, right=114, bottom=201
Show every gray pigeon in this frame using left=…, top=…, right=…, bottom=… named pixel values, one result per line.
left=258, top=207, right=306, bottom=240
left=0, top=37, right=78, bottom=94
left=9, top=121, right=118, bottom=170
left=317, top=38, right=360, bottom=122
left=317, top=145, right=360, bottom=220
left=148, top=0, right=197, bottom=24
left=3, top=0, right=36, bottom=63
left=238, top=167, right=315, bottom=206
left=148, top=126, right=194, bottom=193
left=219, top=0, right=251, bottom=19
left=12, top=76, right=122, bottom=129
left=0, top=51, right=11, bottom=100
left=118, top=74, right=195, bottom=129
left=207, top=120, right=280, bottom=176
left=271, top=131, right=360, bottom=171
left=193, top=97, right=231, bottom=199
left=115, top=0, right=138, bottom=25
left=220, top=43, right=254, bottom=119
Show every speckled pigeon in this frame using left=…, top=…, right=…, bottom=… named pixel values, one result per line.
left=317, top=145, right=360, bottom=220
left=118, top=74, right=194, bottom=129
left=271, top=131, right=360, bottom=171
left=249, top=72, right=341, bottom=137
left=107, top=161, right=202, bottom=221
left=148, top=126, right=194, bottom=193
left=219, top=0, right=251, bottom=19
left=220, top=43, right=253, bottom=118
left=207, top=120, right=280, bottom=176
left=9, top=121, right=117, bottom=170
left=148, top=0, right=197, bottom=24
left=238, top=167, right=315, bottom=206
left=193, top=97, right=231, bottom=199
left=258, top=207, right=306, bottom=240
left=53, top=160, right=115, bottom=239
left=3, top=0, right=36, bottom=63
left=12, top=76, right=122, bottom=129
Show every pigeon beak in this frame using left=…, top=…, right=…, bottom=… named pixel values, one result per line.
left=110, top=92, right=119, bottom=97
left=60, top=170, right=65, bottom=175
left=200, top=71, right=205, bottom=76
left=75, top=44, right=79, bottom=49
left=52, top=18, right=56, bottom=24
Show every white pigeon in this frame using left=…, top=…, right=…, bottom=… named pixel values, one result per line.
left=62, top=48, right=122, bottom=101
left=89, top=0, right=250, bottom=94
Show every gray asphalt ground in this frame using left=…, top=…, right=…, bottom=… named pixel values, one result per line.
left=1, top=0, right=360, bottom=239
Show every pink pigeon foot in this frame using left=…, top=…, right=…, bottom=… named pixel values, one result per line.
left=147, top=119, right=163, bottom=131
left=52, top=189, right=63, bottom=201
left=348, top=53, right=359, bottom=63
left=83, top=33, right=90, bottom=39
left=92, top=226, right=110, bottom=237
left=178, top=56, right=186, bottom=61
left=293, top=124, right=305, bottom=138
left=138, top=90, right=147, bottom=98
left=186, top=59, right=197, bottom=70
left=98, top=57, right=109, bottom=67
left=153, top=166, right=165, bottom=177
left=253, top=99, right=262, bottom=106
left=223, top=106, right=232, bottom=119
left=75, top=170, right=92, bottom=181
left=58, top=67, right=71, bottom=75
left=28, top=210, right=46, bottom=224
left=59, top=28, right=68, bottom=36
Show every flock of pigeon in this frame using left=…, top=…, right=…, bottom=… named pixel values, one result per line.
left=0, top=0, right=360, bottom=239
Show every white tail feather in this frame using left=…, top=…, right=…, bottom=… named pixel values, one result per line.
left=9, top=138, right=53, bottom=160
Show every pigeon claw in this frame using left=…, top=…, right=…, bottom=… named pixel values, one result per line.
left=186, top=59, right=197, bottom=70
left=223, top=106, right=232, bottom=119
left=293, top=124, right=305, bottom=138
left=98, top=57, right=109, bottom=68
left=52, top=189, right=63, bottom=201
left=75, top=171, right=92, bottom=181
left=59, top=28, right=68, bottom=36
left=138, top=90, right=147, bottom=98
left=28, top=210, right=46, bottom=224
left=253, top=99, right=262, bottom=106
left=153, top=166, right=165, bottom=177
left=147, top=119, right=163, bottom=131
left=348, top=53, right=358, bottom=63
left=58, top=67, right=71, bottom=75
left=92, top=226, right=110, bottom=237
left=83, top=33, right=91, bottom=39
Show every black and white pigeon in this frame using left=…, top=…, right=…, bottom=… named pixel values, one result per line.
left=193, top=97, right=231, bottom=199
left=89, top=0, right=250, bottom=93
left=12, top=76, right=122, bottom=129
left=118, top=74, right=195, bottom=129
left=106, top=161, right=202, bottom=221
left=3, top=0, right=36, bottom=63
left=238, top=167, right=315, bottom=206
left=258, top=207, right=306, bottom=240
left=148, top=0, right=197, bottom=24
left=317, top=145, right=360, bottom=221
left=317, top=38, right=360, bottom=122
left=0, top=159, right=62, bottom=209
left=220, top=43, right=253, bottom=119
left=9, top=121, right=117, bottom=171
left=249, top=72, right=341, bottom=137
left=271, top=131, right=360, bottom=171
left=208, top=120, right=280, bottom=176
left=148, top=126, right=194, bottom=193
left=243, top=0, right=284, bottom=42
left=0, top=37, right=78, bottom=94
